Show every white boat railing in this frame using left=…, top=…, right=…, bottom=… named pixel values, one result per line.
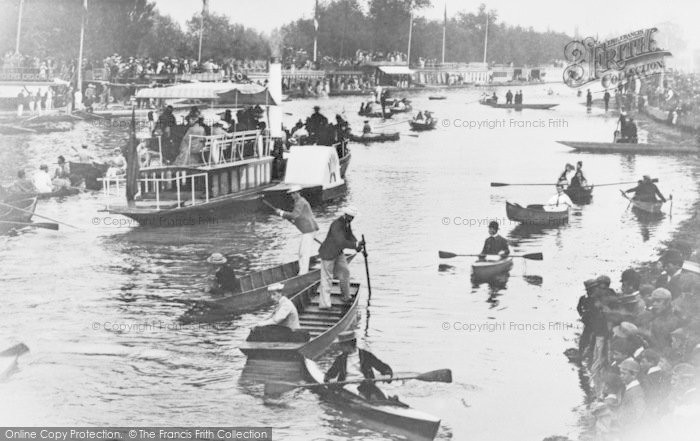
left=187, top=130, right=270, bottom=167
left=100, top=171, right=209, bottom=210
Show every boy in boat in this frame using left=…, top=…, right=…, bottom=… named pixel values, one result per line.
left=276, top=185, right=319, bottom=275
left=318, top=206, right=364, bottom=309
left=255, top=283, right=300, bottom=331
left=624, top=176, right=666, bottom=203
left=479, top=221, right=510, bottom=261
left=324, top=330, right=394, bottom=401
left=52, top=156, right=71, bottom=190
left=205, top=252, right=241, bottom=295
left=362, top=120, right=372, bottom=136
left=544, top=184, right=574, bottom=211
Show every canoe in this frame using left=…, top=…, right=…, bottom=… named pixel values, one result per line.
left=428, top=96, right=446, bottom=100
left=348, top=132, right=400, bottom=144
left=0, top=196, right=37, bottom=233
left=481, top=101, right=558, bottom=110
left=565, top=185, right=594, bottom=204
left=69, top=161, right=110, bottom=190
left=409, top=120, right=437, bottom=131
left=505, top=201, right=569, bottom=226
left=182, top=253, right=358, bottom=322
left=472, top=257, right=514, bottom=280
left=630, top=199, right=664, bottom=214
left=303, top=358, right=442, bottom=440
left=557, top=141, right=700, bottom=155
left=239, top=279, right=361, bottom=360
left=389, top=104, right=412, bottom=114
left=37, top=187, right=81, bottom=199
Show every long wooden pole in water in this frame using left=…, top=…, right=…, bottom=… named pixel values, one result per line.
left=15, top=0, right=24, bottom=53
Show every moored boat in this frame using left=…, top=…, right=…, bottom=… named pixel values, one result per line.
left=481, top=100, right=558, bottom=110
left=557, top=141, right=700, bottom=155
left=239, top=280, right=361, bottom=360
left=0, top=196, right=38, bottom=233
left=505, top=201, right=569, bottom=226
left=472, top=257, right=514, bottom=280
left=182, top=253, right=357, bottom=322
left=348, top=132, right=400, bottom=144
left=303, top=358, right=442, bottom=440
left=409, top=120, right=437, bottom=131
left=565, top=185, right=594, bottom=204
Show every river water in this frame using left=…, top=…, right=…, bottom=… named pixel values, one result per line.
left=1, top=84, right=699, bottom=441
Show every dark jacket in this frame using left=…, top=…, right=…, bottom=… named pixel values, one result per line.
left=625, top=181, right=666, bottom=203
left=324, top=348, right=393, bottom=399
left=215, top=264, right=241, bottom=294
left=318, top=216, right=358, bottom=260
left=481, top=235, right=510, bottom=256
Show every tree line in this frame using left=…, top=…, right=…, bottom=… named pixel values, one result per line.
left=0, top=0, right=571, bottom=66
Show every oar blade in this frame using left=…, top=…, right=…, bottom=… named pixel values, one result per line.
left=521, top=252, right=543, bottom=261
left=0, top=343, right=29, bottom=357
left=438, top=251, right=458, bottom=259
left=34, top=222, right=59, bottom=230
left=416, top=369, right=453, bottom=383
left=490, top=182, right=509, bottom=187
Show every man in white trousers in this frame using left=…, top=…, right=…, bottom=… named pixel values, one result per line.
left=276, top=185, right=319, bottom=275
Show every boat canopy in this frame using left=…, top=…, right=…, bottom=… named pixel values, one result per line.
left=135, top=82, right=276, bottom=105
left=378, top=66, right=414, bottom=75
left=284, top=145, right=343, bottom=189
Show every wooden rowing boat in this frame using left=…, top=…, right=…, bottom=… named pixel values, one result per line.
left=565, top=185, right=594, bottom=204
left=481, top=101, right=558, bottom=110
left=472, top=257, right=514, bottom=280
left=0, top=196, right=37, bottom=233
left=557, top=141, right=700, bottom=155
left=348, top=132, right=400, bottom=144
left=304, top=358, right=442, bottom=440
left=409, top=120, right=437, bottom=131
left=624, top=196, right=664, bottom=214
left=505, top=201, right=569, bottom=226
left=239, top=280, right=361, bottom=360
left=182, top=254, right=358, bottom=322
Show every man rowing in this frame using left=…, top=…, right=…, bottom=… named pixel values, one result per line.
left=255, top=283, right=300, bottom=330
left=624, top=176, right=666, bottom=204
left=324, top=330, right=394, bottom=401
left=275, top=185, right=319, bottom=275
left=205, top=252, right=241, bottom=295
left=318, top=206, right=364, bottom=309
left=544, top=184, right=574, bottom=211
left=479, top=221, right=510, bottom=261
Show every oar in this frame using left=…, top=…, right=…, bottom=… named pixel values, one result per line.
left=361, top=234, right=372, bottom=301
left=0, top=220, right=59, bottom=230
left=0, top=343, right=29, bottom=357
left=438, top=251, right=543, bottom=260
left=491, top=181, right=640, bottom=188
left=0, top=200, right=81, bottom=230
left=265, top=368, right=453, bottom=396
left=491, top=182, right=557, bottom=187
left=261, top=198, right=322, bottom=245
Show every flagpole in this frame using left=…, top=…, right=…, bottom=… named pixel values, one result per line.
left=482, top=12, right=488, bottom=64
left=313, top=0, right=319, bottom=63
left=77, top=0, right=87, bottom=97
left=198, top=14, right=204, bottom=63
left=441, top=3, right=446, bottom=64
left=407, top=12, right=413, bottom=66
left=15, top=0, right=25, bottom=53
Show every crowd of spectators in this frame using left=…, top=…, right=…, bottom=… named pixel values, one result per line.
left=574, top=248, right=700, bottom=440
left=641, top=70, right=699, bottom=128
left=1, top=51, right=75, bottom=81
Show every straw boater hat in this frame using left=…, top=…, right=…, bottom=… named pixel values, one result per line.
left=336, top=330, right=356, bottom=344
left=268, top=282, right=284, bottom=292
left=206, top=253, right=227, bottom=264
left=287, top=185, right=302, bottom=194
left=343, top=206, right=358, bottom=217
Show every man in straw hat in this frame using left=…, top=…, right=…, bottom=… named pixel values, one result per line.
left=255, top=283, right=299, bottom=331
left=318, top=206, right=364, bottom=309
left=324, top=330, right=393, bottom=400
left=275, top=185, right=319, bottom=275
left=205, top=252, right=240, bottom=295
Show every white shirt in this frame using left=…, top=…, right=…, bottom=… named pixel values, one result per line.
left=544, top=192, right=573, bottom=211
left=345, top=348, right=364, bottom=382
left=259, top=296, right=299, bottom=330
left=33, top=170, right=53, bottom=192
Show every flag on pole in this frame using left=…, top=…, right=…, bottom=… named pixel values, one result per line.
left=202, top=0, right=209, bottom=15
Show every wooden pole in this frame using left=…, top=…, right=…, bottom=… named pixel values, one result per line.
left=482, top=12, right=488, bottom=64
left=441, top=2, right=446, bottom=64
left=15, top=0, right=24, bottom=53
left=407, top=12, right=413, bottom=66
left=198, top=13, right=204, bottom=63
left=77, top=0, right=87, bottom=97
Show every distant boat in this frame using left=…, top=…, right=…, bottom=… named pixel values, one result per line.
left=480, top=100, right=558, bottom=110
left=558, top=141, right=699, bottom=155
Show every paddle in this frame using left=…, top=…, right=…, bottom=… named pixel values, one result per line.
left=438, top=251, right=543, bottom=260
left=361, top=234, right=372, bottom=301
left=0, top=343, right=29, bottom=357
left=265, top=368, right=453, bottom=397
left=260, top=198, right=322, bottom=245
left=0, top=200, right=81, bottom=230
left=0, top=220, right=59, bottom=230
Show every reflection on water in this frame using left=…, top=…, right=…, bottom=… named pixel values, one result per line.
left=2, top=84, right=700, bottom=439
